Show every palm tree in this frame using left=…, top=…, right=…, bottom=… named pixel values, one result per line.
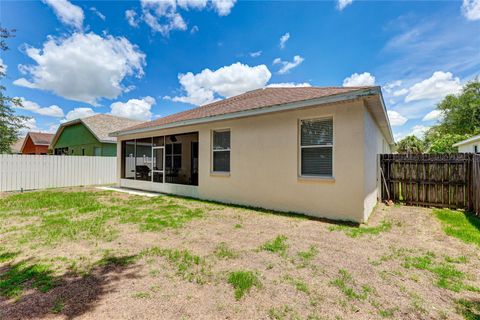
left=396, top=136, right=425, bottom=154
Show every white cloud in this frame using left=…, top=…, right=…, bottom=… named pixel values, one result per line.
left=63, top=107, right=97, bottom=122
left=267, top=82, right=311, bottom=88
left=43, top=0, right=84, bottom=30
left=14, top=33, right=146, bottom=105
left=141, top=0, right=187, bottom=36
left=462, top=0, right=480, bottom=20
left=337, top=0, right=353, bottom=10
left=19, top=118, right=39, bottom=136
left=405, top=71, right=462, bottom=102
left=45, top=124, right=59, bottom=134
left=17, top=118, right=58, bottom=136
left=137, top=0, right=236, bottom=36
left=411, top=125, right=430, bottom=138
left=177, top=0, right=209, bottom=10
left=90, top=7, right=106, bottom=20
left=342, top=72, right=376, bottom=87
left=166, top=62, right=272, bottom=105
left=393, top=132, right=405, bottom=142
left=211, top=0, right=236, bottom=16
left=274, top=55, right=305, bottom=74
left=16, top=97, right=64, bottom=118
left=0, top=58, right=6, bottom=75
left=279, top=32, right=290, bottom=49
left=249, top=50, right=262, bottom=58
left=393, top=88, right=408, bottom=97
left=422, top=109, right=444, bottom=122
left=125, top=9, right=139, bottom=27
left=383, top=80, right=402, bottom=94
left=110, top=96, right=155, bottom=121
left=387, top=110, right=408, bottom=126
left=190, top=25, right=199, bottom=34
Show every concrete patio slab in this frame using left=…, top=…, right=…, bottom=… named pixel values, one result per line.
left=96, top=186, right=161, bottom=197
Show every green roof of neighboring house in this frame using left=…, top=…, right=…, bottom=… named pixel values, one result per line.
left=50, top=114, right=142, bottom=149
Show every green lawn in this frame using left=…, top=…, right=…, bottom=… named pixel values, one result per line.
left=434, top=209, right=480, bottom=247
left=0, top=190, right=206, bottom=247
left=1, top=189, right=479, bottom=320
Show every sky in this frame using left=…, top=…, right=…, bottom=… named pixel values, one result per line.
left=1, top=0, right=479, bottom=141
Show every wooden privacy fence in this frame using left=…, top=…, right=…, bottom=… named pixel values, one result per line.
left=0, top=154, right=117, bottom=192
left=380, top=153, right=479, bottom=215
left=472, top=154, right=480, bottom=215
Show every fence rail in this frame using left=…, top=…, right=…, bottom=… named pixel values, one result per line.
left=380, top=153, right=478, bottom=215
left=0, top=155, right=117, bottom=192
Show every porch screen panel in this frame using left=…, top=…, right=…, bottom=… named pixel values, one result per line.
left=122, top=140, right=135, bottom=179
left=300, top=119, right=333, bottom=176
left=136, top=138, right=152, bottom=181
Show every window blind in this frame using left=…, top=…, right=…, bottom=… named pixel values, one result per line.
left=300, top=118, right=333, bottom=176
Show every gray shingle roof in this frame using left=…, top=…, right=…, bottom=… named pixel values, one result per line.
left=80, top=114, right=143, bottom=143
left=117, top=87, right=374, bottom=134
left=28, top=132, right=54, bottom=145
left=10, top=138, right=25, bottom=153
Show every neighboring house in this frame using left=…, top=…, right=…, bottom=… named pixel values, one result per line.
left=20, top=132, right=54, bottom=155
left=453, top=134, right=480, bottom=153
left=111, top=87, right=394, bottom=223
left=9, top=138, right=25, bottom=154
left=50, top=114, right=142, bottom=156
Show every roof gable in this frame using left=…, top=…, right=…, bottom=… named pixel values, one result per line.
left=54, top=122, right=99, bottom=147
left=50, top=114, right=143, bottom=148
left=28, top=132, right=54, bottom=145
left=20, top=132, right=54, bottom=153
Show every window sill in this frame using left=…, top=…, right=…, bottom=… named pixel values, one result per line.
left=298, top=175, right=335, bottom=183
left=210, top=172, right=231, bottom=177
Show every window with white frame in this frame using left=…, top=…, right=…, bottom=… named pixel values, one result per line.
left=300, top=118, right=333, bottom=177
left=212, top=130, right=230, bottom=172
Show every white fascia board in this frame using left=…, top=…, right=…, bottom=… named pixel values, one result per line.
left=453, top=134, right=480, bottom=147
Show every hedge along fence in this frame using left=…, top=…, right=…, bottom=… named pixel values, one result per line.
left=0, top=154, right=117, bottom=192
left=380, top=153, right=479, bottom=215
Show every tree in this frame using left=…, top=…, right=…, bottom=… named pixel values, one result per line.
left=396, top=135, right=425, bottom=154
left=426, top=132, right=470, bottom=154
left=0, top=26, right=28, bottom=153
left=435, top=79, right=480, bottom=136
left=421, top=79, right=480, bottom=153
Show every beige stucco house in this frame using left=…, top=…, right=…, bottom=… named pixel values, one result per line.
left=111, top=87, right=394, bottom=223
left=453, top=134, right=480, bottom=153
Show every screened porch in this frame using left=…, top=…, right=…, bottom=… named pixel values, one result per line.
left=121, top=132, right=199, bottom=186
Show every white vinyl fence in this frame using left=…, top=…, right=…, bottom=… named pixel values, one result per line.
left=0, top=154, right=117, bottom=192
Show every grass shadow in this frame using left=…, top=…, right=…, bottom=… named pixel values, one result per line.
left=0, top=251, right=19, bottom=263
left=465, top=211, right=480, bottom=232
left=158, top=193, right=360, bottom=226
left=456, top=298, right=480, bottom=320
left=0, top=255, right=140, bottom=319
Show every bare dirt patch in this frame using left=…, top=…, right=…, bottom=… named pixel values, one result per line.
left=1, top=188, right=479, bottom=319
